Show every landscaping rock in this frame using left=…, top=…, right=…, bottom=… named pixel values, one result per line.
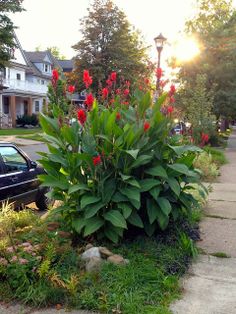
left=85, top=243, right=94, bottom=250
left=85, top=256, right=102, bottom=273
left=57, top=231, right=71, bottom=238
left=107, top=254, right=128, bottom=265
left=99, top=246, right=113, bottom=258
left=81, top=247, right=101, bottom=261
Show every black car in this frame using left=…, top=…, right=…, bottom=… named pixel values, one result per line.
left=0, top=142, right=51, bottom=210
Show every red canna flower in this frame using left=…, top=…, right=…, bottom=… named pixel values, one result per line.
left=102, top=87, right=109, bottom=98
left=125, top=80, right=130, bottom=87
left=201, top=133, right=209, bottom=143
left=106, top=79, right=112, bottom=87
left=116, top=88, right=121, bottom=95
left=110, top=72, right=117, bottom=81
left=116, top=112, right=121, bottom=120
left=167, top=106, right=174, bottom=114
left=85, top=93, right=94, bottom=109
left=52, top=69, right=59, bottom=81
left=123, top=89, right=129, bottom=96
left=93, top=155, right=102, bottom=166
left=170, top=96, right=175, bottom=103
left=144, top=121, right=150, bottom=132
left=68, top=85, right=75, bottom=93
left=83, top=70, right=93, bottom=88
left=122, top=101, right=129, bottom=106
left=169, top=84, right=176, bottom=97
left=156, top=67, right=162, bottom=79
left=144, top=78, right=150, bottom=85
left=77, top=109, right=86, bottom=125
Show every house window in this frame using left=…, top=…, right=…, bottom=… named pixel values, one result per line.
left=35, top=101, right=40, bottom=112
left=16, top=73, right=21, bottom=80
left=41, top=80, right=45, bottom=85
left=44, top=64, right=51, bottom=73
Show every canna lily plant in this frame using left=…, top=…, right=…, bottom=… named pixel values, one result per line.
left=39, top=69, right=205, bottom=243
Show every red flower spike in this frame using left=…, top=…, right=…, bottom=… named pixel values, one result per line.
left=93, top=155, right=102, bottom=166
left=156, top=67, right=162, bottom=79
left=102, top=87, right=109, bottom=98
left=106, top=79, right=112, bottom=87
left=83, top=70, right=93, bottom=89
left=85, top=93, right=94, bottom=109
left=144, top=121, right=150, bottom=132
left=116, top=112, right=121, bottom=120
left=144, top=78, right=150, bottom=85
left=170, top=96, right=175, bottom=103
left=77, top=109, right=86, bottom=126
left=52, top=69, right=59, bottom=81
left=110, top=72, right=117, bottom=81
left=122, top=101, right=129, bottom=106
left=68, top=85, right=75, bottom=93
left=169, top=84, right=176, bottom=97
left=123, top=89, right=129, bottom=96
left=116, top=89, right=121, bottom=95
left=125, top=80, right=130, bottom=87
left=167, top=106, right=174, bottom=114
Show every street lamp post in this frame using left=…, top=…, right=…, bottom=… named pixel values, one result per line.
left=154, top=33, right=167, bottom=92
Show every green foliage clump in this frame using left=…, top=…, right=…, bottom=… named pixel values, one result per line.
left=39, top=72, right=206, bottom=243
left=16, top=114, right=39, bottom=126
left=203, top=146, right=227, bottom=166
left=194, top=151, right=219, bottom=181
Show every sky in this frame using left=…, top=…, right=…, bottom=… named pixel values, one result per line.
left=10, top=0, right=236, bottom=64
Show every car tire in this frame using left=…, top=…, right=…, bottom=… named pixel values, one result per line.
left=35, top=192, right=54, bottom=211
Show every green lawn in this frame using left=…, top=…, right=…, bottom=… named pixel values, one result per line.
left=0, top=128, right=41, bottom=136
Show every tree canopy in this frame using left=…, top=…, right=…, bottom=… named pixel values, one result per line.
left=72, top=0, right=151, bottom=92
left=0, top=0, right=24, bottom=68
left=177, top=0, right=236, bottom=120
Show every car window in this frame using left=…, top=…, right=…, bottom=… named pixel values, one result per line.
left=0, top=147, right=28, bottom=173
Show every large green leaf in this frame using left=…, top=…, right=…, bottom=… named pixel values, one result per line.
left=131, top=155, right=152, bottom=168
left=145, top=165, right=167, bottom=178
left=157, top=210, right=169, bottom=230
left=48, top=154, right=68, bottom=167
left=80, top=195, right=101, bottom=209
left=117, top=203, right=133, bottom=219
left=68, top=184, right=90, bottom=194
left=157, top=197, right=172, bottom=216
left=104, top=210, right=127, bottom=229
left=84, top=202, right=105, bottom=219
left=127, top=211, right=144, bottom=228
left=72, top=217, right=85, bottom=233
left=140, top=179, right=161, bottom=192
left=83, top=217, right=104, bottom=237
left=120, top=186, right=141, bottom=209
left=38, top=174, right=69, bottom=190
left=167, top=177, right=181, bottom=196
left=149, top=186, right=161, bottom=200
left=102, top=178, right=116, bottom=203
left=104, top=226, right=119, bottom=243
left=144, top=220, right=157, bottom=236
left=169, top=145, right=202, bottom=156
left=147, top=199, right=158, bottom=224
left=168, top=163, right=190, bottom=175
left=125, top=149, right=140, bottom=159
left=112, top=192, right=129, bottom=202
left=126, top=179, right=141, bottom=188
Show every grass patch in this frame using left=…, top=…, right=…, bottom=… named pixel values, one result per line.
left=204, top=146, right=227, bottom=166
left=0, top=203, right=198, bottom=313
left=0, top=128, right=41, bottom=136
left=210, top=252, right=230, bottom=258
left=17, top=133, right=45, bottom=142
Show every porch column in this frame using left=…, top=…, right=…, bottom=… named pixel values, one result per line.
left=10, top=95, right=16, bottom=127
left=0, top=93, right=2, bottom=114
left=28, top=97, right=33, bottom=115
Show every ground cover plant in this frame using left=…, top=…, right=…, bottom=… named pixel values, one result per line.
left=0, top=202, right=200, bottom=313
left=39, top=69, right=206, bottom=244
left=0, top=128, right=41, bottom=136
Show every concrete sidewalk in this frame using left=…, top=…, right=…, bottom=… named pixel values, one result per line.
left=171, top=128, right=236, bottom=314
left=0, top=135, right=43, bottom=146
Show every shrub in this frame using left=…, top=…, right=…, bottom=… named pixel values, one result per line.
left=16, top=114, right=39, bottom=126
left=38, top=71, right=206, bottom=243
left=203, top=146, right=227, bottom=166
left=194, top=151, right=219, bottom=181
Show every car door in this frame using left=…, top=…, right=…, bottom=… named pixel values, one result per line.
left=0, top=146, right=39, bottom=205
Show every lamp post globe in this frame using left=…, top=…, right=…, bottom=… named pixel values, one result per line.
left=154, top=33, right=167, bottom=92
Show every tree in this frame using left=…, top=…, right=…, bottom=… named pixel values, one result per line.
left=72, top=0, right=151, bottom=92
left=0, top=0, right=24, bottom=68
left=47, top=46, right=66, bottom=60
left=177, top=0, right=236, bottom=122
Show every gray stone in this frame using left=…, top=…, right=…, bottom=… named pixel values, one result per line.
left=85, top=243, right=93, bottom=250
left=107, top=254, right=128, bottom=265
left=81, top=247, right=101, bottom=261
left=198, top=217, right=236, bottom=257
left=85, top=256, right=102, bottom=273
left=98, top=246, right=113, bottom=258
left=171, top=255, right=236, bottom=314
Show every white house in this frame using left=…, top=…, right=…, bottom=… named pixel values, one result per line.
left=0, top=35, right=61, bottom=127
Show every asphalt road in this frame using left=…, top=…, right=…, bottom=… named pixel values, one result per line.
left=22, top=143, right=48, bottom=161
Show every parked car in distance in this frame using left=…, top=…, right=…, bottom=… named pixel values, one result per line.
left=171, top=122, right=187, bottom=135
left=0, top=142, right=52, bottom=210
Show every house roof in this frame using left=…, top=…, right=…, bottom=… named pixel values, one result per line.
left=57, top=59, right=74, bottom=72
left=24, top=51, right=52, bottom=63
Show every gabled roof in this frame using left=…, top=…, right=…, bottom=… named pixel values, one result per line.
left=57, top=59, right=74, bottom=72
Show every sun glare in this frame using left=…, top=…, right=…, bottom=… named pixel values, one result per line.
left=173, top=37, right=200, bottom=62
